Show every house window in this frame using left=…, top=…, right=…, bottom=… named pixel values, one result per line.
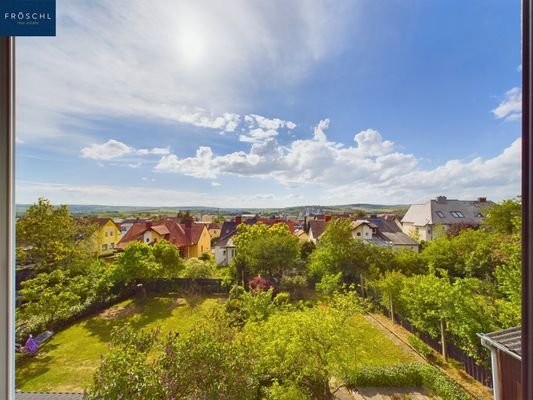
left=436, top=211, right=445, bottom=218
left=450, top=211, right=464, bottom=218
left=356, top=232, right=361, bottom=236
left=365, top=232, right=369, bottom=236
left=104, top=232, right=108, bottom=237
left=110, top=243, right=114, bottom=249
left=101, top=244, right=108, bottom=251
left=146, top=237, right=150, bottom=243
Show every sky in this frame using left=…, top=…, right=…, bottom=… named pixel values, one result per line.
left=15, top=0, right=522, bottom=208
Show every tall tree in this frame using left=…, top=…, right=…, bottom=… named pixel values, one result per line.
left=16, top=198, right=96, bottom=272
left=232, top=223, right=299, bottom=278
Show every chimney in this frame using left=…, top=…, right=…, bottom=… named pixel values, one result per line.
left=436, top=196, right=447, bottom=203
left=145, top=221, right=152, bottom=229
left=477, top=197, right=487, bottom=203
left=235, top=215, right=242, bottom=225
left=184, top=219, right=192, bottom=229
left=304, top=216, right=308, bottom=232
left=325, top=215, right=332, bottom=222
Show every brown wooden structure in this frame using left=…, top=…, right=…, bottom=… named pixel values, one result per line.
left=480, top=327, right=522, bottom=400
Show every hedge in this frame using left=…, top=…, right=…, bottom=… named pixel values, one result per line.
left=345, top=363, right=472, bottom=400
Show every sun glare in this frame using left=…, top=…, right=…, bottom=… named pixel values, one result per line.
left=177, top=28, right=207, bottom=66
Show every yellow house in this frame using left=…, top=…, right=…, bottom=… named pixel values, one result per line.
left=84, top=218, right=121, bottom=256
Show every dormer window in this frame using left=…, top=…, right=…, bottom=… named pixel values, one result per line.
left=436, top=211, right=445, bottom=218
left=450, top=211, right=464, bottom=218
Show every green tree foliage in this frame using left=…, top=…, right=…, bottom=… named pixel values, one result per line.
left=16, top=198, right=96, bottom=272
left=394, top=249, right=427, bottom=276
left=315, top=273, right=342, bottom=296
left=307, top=218, right=363, bottom=282
left=151, top=240, right=184, bottom=278
left=84, top=325, right=165, bottom=400
left=244, top=291, right=362, bottom=399
left=300, top=240, right=316, bottom=262
left=421, top=229, right=497, bottom=279
left=181, top=257, right=215, bottom=279
left=113, top=242, right=161, bottom=286
left=401, top=274, right=453, bottom=360
left=494, top=236, right=521, bottom=326
left=372, top=271, right=406, bottom=323
left=232, top=223, right=300, bottom=278
left=483, top=197, right=521, bottom=234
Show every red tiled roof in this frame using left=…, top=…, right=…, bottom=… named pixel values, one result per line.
left=117, top=221, right=207, bottom=250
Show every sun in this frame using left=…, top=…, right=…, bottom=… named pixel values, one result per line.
left=177, top=27, right=207, bottom=67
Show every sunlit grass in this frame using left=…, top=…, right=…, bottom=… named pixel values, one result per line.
left=16, top=296, right=414, bottom=393
left=16, top=295, right=222, bottom=392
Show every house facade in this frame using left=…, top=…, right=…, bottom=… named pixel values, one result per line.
left=84, top=218, right=121, bottom=256
left=401, top=196, right=494, bottom=241
left=117, top=220, right=211, bottom=258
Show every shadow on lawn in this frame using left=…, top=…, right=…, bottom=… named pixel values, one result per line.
left=15, top=341, right=60, bottom=388
left=82, top=296, right=185, bottom=343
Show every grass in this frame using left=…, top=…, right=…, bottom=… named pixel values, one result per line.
left=16, top=294, right=223, bottom=393
left=16, top=295, right=415, bottom=393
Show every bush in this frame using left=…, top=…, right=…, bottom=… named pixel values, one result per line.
left=249, top=275, right=275, bottom=292
left=280, top=275, right=308, bottom=300
left=408, top=335, right=433, bottom=359
left=315, top=273, right=342, bottom=296
left=274, top=292, right=291, bottom=306
left=346, top=364, right=472, bottom=400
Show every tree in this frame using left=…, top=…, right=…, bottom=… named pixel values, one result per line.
left=300, top=240, right=316, bottom=262
left=16, top=198, right=96, bottom=272
left=152, top=240, right=184, bottom=278
left=421, top=229, right=497, bottom=279
left=482, top=198, right=521, bottom=234
left=372, top=271, right=406, bottom=324
left=113, top=242, right=161, bottom=286
left=401, top=274, right=453, bottom=361
left=232, top=223, right=299, bottom=278
left=181, top=257, right=215, bottom=279
left=308, top=218, right=366, bottom=283
left=244, top=291, right=363, bottom=399
left=18, top=269, right=81, bottom=326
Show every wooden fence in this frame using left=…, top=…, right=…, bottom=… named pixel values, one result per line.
left=377, top=303, right=493, bottom=388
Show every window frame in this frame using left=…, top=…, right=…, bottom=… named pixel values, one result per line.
left=0, top=2, right=531, bottom=397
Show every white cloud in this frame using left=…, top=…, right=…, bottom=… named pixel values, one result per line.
left=154, top=119, right=520, bottom=203
left=211, top=182, right=221, bottom=187
left=81, top=139, right=171, bottom=161
left=81, top=139, right=133, bottom=160
left=493, top=87, right=522, bottom=121
left=239, top=114, right=297, bottom=142
left=17, top=0, right=349, bottom=143
left=313, top=118, right=330, bottom=142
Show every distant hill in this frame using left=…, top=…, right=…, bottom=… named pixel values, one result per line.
left=16, top=203, right=409, bottom=218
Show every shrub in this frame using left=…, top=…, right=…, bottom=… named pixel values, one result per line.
left=315, top=273, right=342, bottom=296
left=408, top=335, right=433, bottom=359
left=280, top=275, right=308, bottom=300
left=346, top=364, right=472, bottom=400
left=274, top=292, right=291, bottom=306
left=249, top=275, right=275, bottom=292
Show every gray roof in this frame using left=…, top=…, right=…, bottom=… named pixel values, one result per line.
left=16, top=393, right=83, bottom=400
left=401, top=197, right=494, bottom=227
left=379, top=231, right=419, bottom=246
left=480, top=326, right=521, bottom=360
left=369, top=218, right=403, bottom=233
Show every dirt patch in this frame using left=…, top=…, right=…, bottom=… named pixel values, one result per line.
left=99, top=302, right=142, bottom=320
left=167, top=298, right=188, bottom=310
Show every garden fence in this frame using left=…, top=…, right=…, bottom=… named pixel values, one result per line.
left=376, top=303, right=493, bottom=388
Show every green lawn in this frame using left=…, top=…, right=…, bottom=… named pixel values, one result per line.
left=16, top=296, right=415, bottom=393
left=16, top=295, right=223, bottom=392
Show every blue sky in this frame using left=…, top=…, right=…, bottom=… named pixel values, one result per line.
left=15, top=0, right=521, bottom=208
